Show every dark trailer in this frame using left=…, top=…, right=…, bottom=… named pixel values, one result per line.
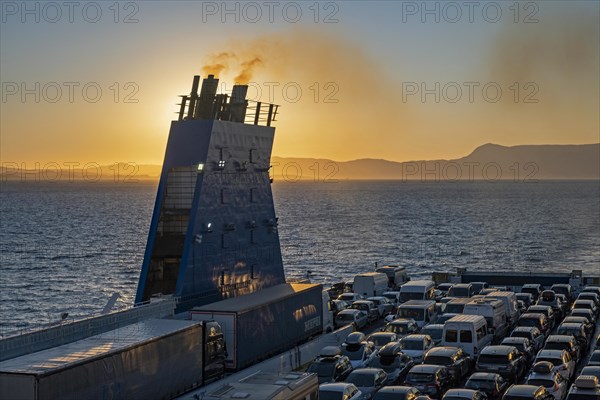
left=191, top=283, right=323, bottom=370
left=0, top=318, right=215, bottom=400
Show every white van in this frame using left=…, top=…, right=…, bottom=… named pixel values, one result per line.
left=442, top=314, right=492, bottom=357
left=399, top=280, right=436, bottom=303
left=485, top=291, right=520, bottom=327
left=376, top=266, right=409, bottom=289
left=396, top=300, right=438, bottom=328
left=463, top=298, right=508, bottom=342
left=353, top=272, right=389, bottom=297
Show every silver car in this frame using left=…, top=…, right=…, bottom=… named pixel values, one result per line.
left=533, top=350, right=575, bottom=382
left=345, top=368, right=388, bottom=399
left=525, top=361, right=568, bottom=400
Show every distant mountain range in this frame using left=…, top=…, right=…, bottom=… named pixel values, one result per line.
left=271, top=143, right=600, bottom=181
left=2, top=143, right=598, bottom=182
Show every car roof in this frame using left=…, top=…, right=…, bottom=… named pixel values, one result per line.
left=559, top=322, right=583, bottom=328
left=506, top=385, right=545, bottom=396
left=403, top=334, right=429, bottom=341
left=537, top=349, right=566, bottom=358
left=445, top=389, right=478, bottom=397
left=513, top=326, right=539, bottom=332
left=426, top=346, right=461, bottom=356
left=377, top=386, right=415, bottom=394
left=468, top=372, right=502, bottom=380
left=481, top=345, right=516, bottom=355
left=390, top=318, right=415, bottom=324
left=546, top=335, right=574, bottom=343
left=502, top=337, right=529, bottom=344
left=349, top=368, right=383, bottom=376
left=423, top=324, right=444, bottom=330
left=320, top=382, right=356, bottom=391
left=338, top=309, right=361, bottom=315
left=410, top=364, right=444, bottom=373
left=369, top=332, right=396, bottom=338
left=521, top=312, right=545, bottom=318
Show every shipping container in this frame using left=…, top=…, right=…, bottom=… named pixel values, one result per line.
left=191, top=283, right=323, bottom=370
left=0, top=318, right=224, bottom=400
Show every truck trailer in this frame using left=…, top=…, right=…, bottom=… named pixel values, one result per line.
left=0, top=318, right=225, bottom=400
left=190, top=283, right=323, bottom=370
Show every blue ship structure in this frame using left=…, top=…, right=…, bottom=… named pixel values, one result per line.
left=135, top=75, right=285, bottom=311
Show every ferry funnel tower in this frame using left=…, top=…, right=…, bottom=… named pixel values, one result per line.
left=135, top=75, right=285, bottom=310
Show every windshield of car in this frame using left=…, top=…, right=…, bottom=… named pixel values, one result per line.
left=337, top=313, right=356, bottom=322
left=400, top=292, right=425, bottom=302
left=401, top=339, right=423, bottom=350
left=370, top=336, right=394, bottom=347
left=448, top=287, right=470, bottom=297
left=518, top=318, right=540, bottom=328
left=383, top=293, right=398, bottom=301
left=512, top=331, right=532, bottom=340
left=398, top=308, right=425, bottom=320
left=545, top=342, right=569, bottom=351
left=478, top=354, right=509, bottom=364
left=445, top=304, right=466, bottom=314
left=406, top=372, right=435, bottom=383
left=341, top=344, right=365, bottom=360
left=386, top=323, right=409, bottom=334
left=346, top=373, right=376, bottom=387
left=465, top=379, right=496, bottom=391
left=590, top=353, right=600, bottom=362
left=527, top=379, right=554, bottom=388
left=425, top=355, right=452, bottom=366
left=339, top=294, right=355, bottom=301
left=307, top=362, right=335, bottom=377
left=319, top=391, right=344, bottom=400
left=558, top=327, right=581, bottom=337
left=422, top=328, right=443, bottom=340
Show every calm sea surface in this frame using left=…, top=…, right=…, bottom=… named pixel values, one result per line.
left=1, top=180, right=598, bottom=334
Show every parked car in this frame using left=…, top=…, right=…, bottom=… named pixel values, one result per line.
left=383, top=291, right=402, bottom=307
left=532, top=349, right=575, bottom=382
left=437, top=283, right=454, bottom=297
left=569, top=309, right=597, bottom=325
left=572, top=300, right=598, bottom=319
left=525, top=361, right=568, bottom=400
left=423, top=346, right=473, bottom=384
left=400, top=334, right=435, bottom=363
left=521, top=284, right=543, bottom=302
left=442, top=389, right=488, bottom=400
left=368, top=332, right=400, bottom=350
left=319, top=382, right=364, bottom=400
left=351, top=300, right=380, bottom=324
left=447, top=284, right=475, bottom=298
left=501, top=337, right=536, bottom=367
left=528, top=305, right=557, bottom=330
left=373, top=386, right=421, bottom=400
left=562, top=316, right=594, bottom=338
left=471, top=282, right=490, bottom=295
left=579, top=366, right=600, bottom=382
left=502, top=385, right=555, bottom=400
left=550, top=284, right=573, bottom=306
left=476, top=346, right=527, bottom=383
left=565, top=375, right=600, bottom=400
left=517, top=313, right=551, bottom=337
left=338, top=293, right=364, bottom=304
left=556, top=322, right=589, bottom=349
left=511, top=327, right=546, bottom=352
left=367, top=342, right=416, bottom=384
left=516, top=293, right=534, bottom=308
left=581, top=286, right=600, bottom=298
left=577, top=292, right=600, bottom=308
left=465, top=372, right=510, bottom=400
left=368, top=296, right=395, bottom=318
left=588, top=350, right=600, bottom=367
left=332, top=298, right=351, bottom=315
left=437, top=313, right=460, bottom=325
left=307, top=346, right=353, bottom=384
left=342, top=332, right=377, bottom=369
left=536, top=290, right=565, bottom=318
left=384, top=318, right=420, bottom=338
left=422, top=325, right=445, bottom=346
left=336, top=309, right=368, bottom=330
left=543, top=335, right=581, bottom=361
left=345, top=368, right=389, bottom=399
left=404, top=364, right=453, bottom=399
